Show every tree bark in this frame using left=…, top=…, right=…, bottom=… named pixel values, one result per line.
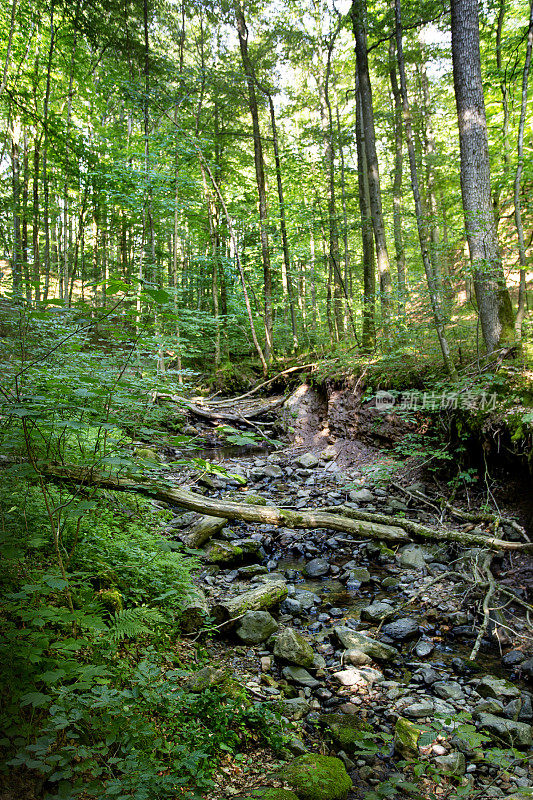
left=234, top=1, right=273, bottom=363
left=355, top=82, right=375, bottom=352
left=513, top=0, right=533, bottom=339
left=395, top=0, right=457, bottom=379
left=213, top=582, right=288, bottom=624
left=451, top=0, right=515, bottom=353
left=388, top=39, right=406, bottom=324
left=37, top=464, right=533, bottom=552
left=351, top=0, right=392, bottom=341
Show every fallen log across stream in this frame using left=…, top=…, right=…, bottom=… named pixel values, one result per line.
left=40, top=465, right=533, bottom=552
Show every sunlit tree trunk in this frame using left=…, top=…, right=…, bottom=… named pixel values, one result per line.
left=351, top=0, right=392, bottom=341
left=234, top=1, right=273, bottom=364
left=514, top=0, right=533, bottom=339
left=388, top=39, right=406, bottom=325
left=451, top=0, right=515, bottom=352
left=32, top=135, right=41, bottom=306
left=395, top=0, right=457, bottom=379
left=355, top=82, right=375, bottom=352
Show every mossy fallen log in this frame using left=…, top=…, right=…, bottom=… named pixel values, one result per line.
left=212, top=581, right=288, bottom=624
left=39, top=465, right=533, bottom=552
left=183, top=514, right=227, bottom=547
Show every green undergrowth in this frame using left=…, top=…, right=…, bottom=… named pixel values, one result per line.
left=0, top=479, right=285, bottom=799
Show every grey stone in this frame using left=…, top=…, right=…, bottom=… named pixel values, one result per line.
left=236, top=611, right=278, bottom=645
left=334, top=626, right=398, bottom=662
left=434, top=752, right=466, bottom=776
left=433, top=681, right=465, bottom=701
left=333, top=667, right=383, bottom=687
left=381, top=618, right=419, bottom=641
left=263, top=464, right=283, bottom=478
left=519, top=658, right=533, bottom=678
left=476, top=675, right=521, bottom=701
left=280, top=598, right=303, bottom=615
left=280, top=697, right=312, bottom=719
left=502, top=650, right=526, bottom=667
left=398, top=544, right=433, bottom=570
left=282, top=666, right=320, bottom=689
left=304, top=558, right=330, bottom=578
left=387, top=498, right=408, bottom=512
left=477, top=713, right=532, bottom=748
left=361, top=602, right=392, bottom=622
left=343, top=648, right=372, bottom=666
left=415, top=640, right=434, bottom=658
left=404, top=700, right=435, bottom=718
left=273, top=627, right=315, bottom=667
left=349, top=567, right=371, bottom=583
left=295, top=452, right=319, bottom=469
left=348, top=488, right=374, bottom=503
left=294, top=588, right=322, bottom=609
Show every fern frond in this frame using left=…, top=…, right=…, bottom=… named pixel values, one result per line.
left=107, top=607, right=166, bottom=642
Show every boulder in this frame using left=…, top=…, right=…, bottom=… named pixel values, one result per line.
left=273, top=627, right=315, bottom=667
left=476, top=675, right=521, bottom=701
left=333, top=667, right=383, bottom=687
left=343, top=648, right=372, bottom=666
left=304, top=558, right=330, bottom=578
left=296, top=453, right=319, bottom=469
left=348, top=488, right=374, bottom=503
left=276, top=754, right=352, bottom=800
left=434, top=752, right=466, bottom=776
left=398, top=544, right=432, bottom=570
left=360, top=601, right=392, bottom=622
left=477, top=713, right=532, bottom=748
left=394, top=717, right=422, bottom=758
left=319, top=712, right=373, bottom=754
left=236, top=611, right=278, bottom=645
left=204, top=540, right=243, bottom=564
left=282, top=666, right=320, bottom=689
left=334, top=626, right=398, bottom=661
left=381, top=617, right=419, bottom=641
left=433, top=681, right=465, bottom=701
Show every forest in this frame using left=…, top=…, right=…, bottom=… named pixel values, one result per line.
left=1, top=0, right=533, bottom=798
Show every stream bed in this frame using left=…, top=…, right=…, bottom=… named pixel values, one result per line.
left=168, top=441, right=533, bottom=798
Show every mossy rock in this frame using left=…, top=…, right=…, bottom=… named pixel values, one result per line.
left=98, top=588, right=123, bottom=612
left=276, top=754, right=352, bottom=800
left=205, top=540, right=243, bottom=564
left=134, top=447, right=159, bottom=460
left=394, top=716, right=422, bottom=758
left=319, top=712, right=373, bottom=754
left=239, top=790, right=300, bottom=800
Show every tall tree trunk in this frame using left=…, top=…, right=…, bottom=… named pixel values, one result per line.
left=234, top=1, right=273, bottom=364
left=266, top=92, right=298, bottom=350
left=388, top=38, right=406, bottom=324
left=0, top=0, right=19, bottom=96
left=42, top=1, right=55, bottom=304
left=451, top=0, right=515, bottom=353
left=355, top=82, right=376, bottom=352
left=22, top=131, right=31, bottom=303
left=323, top=25, right=343, bottom=340
left=335, top=104, right=351, bottom=299
left=32, top=135, right=41, bottom=306
left=493, top=0, right=511, bottom=226
left=514, top=0, right=533, bottom=339
left=395, top=0, right=457, bottom=379
left=351, top=0, right=392, bottom=341
left=11, top=121, right=22, bottom=296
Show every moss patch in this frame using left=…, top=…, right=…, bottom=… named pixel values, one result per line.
left=319, top=712, right=373, bottom=754
left=239, top=790, right=300, bottom=800
left=276, top=754, right=352, bottom=800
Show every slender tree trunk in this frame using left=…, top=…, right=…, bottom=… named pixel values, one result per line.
left=267, top=92, right=298, bottom=350
left=234, top=1, right=273, bottom=364
left=323, top=25, right=343, bottom=340
left=388, top=38, right=406, bottom=324
left=32, top=135, right=41, bottom=306
left=355, top=82, right=376, bottom=352
left=335, top=104, right=351, bottom=299
left=351, top=0, right=392, bottom=341
left=42, top=1, right=55, bottom=304
left=493, top=0, right=511, bottom=225
left=451, top=0, right=515, bottom=353
left=63, top=6, right=79, bottom=302
left=395, top=0, right=457, bottom=379
left=0, top=0, right=19, bottom=97
left=11, top=121, right=22, bottom=296
left=514, top=0, right=533, bottom=339
left=22, top=131, right=31, bottom=303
